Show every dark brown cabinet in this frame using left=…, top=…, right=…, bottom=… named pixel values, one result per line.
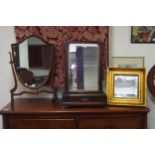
left=0, top=99, right=149, bottom=129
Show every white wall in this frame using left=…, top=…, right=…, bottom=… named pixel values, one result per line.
left=109, top=26, right=155, bottom=128
left=0, top=26, right=16, bottom=128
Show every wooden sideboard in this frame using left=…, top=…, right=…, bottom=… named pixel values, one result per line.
left=0, top=98, right=149, bottom=129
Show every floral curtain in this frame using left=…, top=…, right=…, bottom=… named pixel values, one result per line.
left=15, top=26, right=108, bottom=87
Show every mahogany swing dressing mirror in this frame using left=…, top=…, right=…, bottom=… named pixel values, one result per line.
left=63, top=42, right=107, bottom=106
left=10, top=35, right=56, bottom=104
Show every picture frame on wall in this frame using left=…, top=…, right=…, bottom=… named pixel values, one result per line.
left=111, top=56, right=144, bottom=68
left=106, top=68, right=146, bottom=107
left=131, top=26, right=155, bottom=43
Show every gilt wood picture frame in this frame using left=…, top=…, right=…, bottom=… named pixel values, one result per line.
left=106, top=68, right=146, bottom=107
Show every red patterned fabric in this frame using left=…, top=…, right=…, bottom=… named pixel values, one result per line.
left=15, top=26, right=108, bottom=87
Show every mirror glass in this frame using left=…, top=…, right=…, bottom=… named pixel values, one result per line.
left=114, top=75, right=138, bottom=99
left=12, top=36, right=54, bottom=88
left=68, top=43, right=99, bottom=92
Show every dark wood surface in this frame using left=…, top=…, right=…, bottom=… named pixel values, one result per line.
left=0, top=98, right=149, bottom=129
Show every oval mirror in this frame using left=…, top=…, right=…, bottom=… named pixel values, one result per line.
left=11, top=35, right=55, bottom=89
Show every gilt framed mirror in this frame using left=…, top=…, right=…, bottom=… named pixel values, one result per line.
left=10, top=35, right=56, bottom=105
left=62, top=42, right=107, bottom=107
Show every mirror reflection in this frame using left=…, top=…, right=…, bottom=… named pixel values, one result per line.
left=12, top=36, right=54, bottom=88
left=114, top=75, right=138, bottom=99
left=68, top=43, right=99, bottom=91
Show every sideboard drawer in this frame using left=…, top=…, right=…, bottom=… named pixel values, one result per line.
left=79, top=115, right=145, bottom=129
left=7, top=118, right=77, bottom=129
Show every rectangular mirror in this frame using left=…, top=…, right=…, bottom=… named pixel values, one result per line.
left=114, top=75, right=138, bottom=99
left=68, top=43, right=99, bottom=92
left=63, top=42, right=107, bottom=107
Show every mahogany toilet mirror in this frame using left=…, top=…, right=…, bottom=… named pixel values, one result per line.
left=62, top=42, right=107, bottom=107
left=9, top=35, right=56, bottom=107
